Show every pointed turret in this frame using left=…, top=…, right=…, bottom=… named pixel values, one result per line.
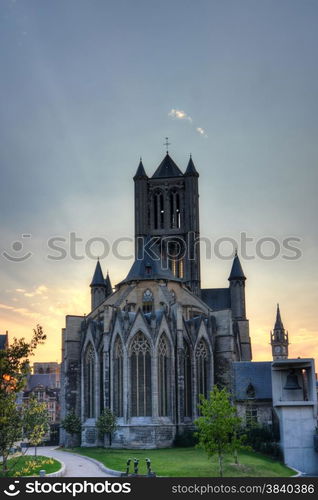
left=228, top=252, right=246, bottom=281
left=90, top=260, right=106, bottom=310
left=90, top=259, right=105, bottom=287
left=133, top=158, right=148, bottom=180
left=228, top=252, right=246, bottom=320
left=271, top=304, right=289, bottom=360
left=105, top=271, right=113, bottom=297
left=185, top=155, right=199, bottom=177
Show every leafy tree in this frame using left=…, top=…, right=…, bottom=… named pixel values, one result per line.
left=60, top=412, right=82, bottom=448
left=96, top=408, right=117, bottom=446
left=23, top=395, right=50, bottom=457
left=0, top=325, right=46, bottom=475
left=195, top=386, right=245, bottom=477
left=0, top=393, right=23, bottom=476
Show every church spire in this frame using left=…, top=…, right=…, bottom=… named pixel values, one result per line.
left=228, top=253, right=246, bottom=281
left=271, top=303, right=289, bottom=360
left=105, top=270, right=113, bottom=297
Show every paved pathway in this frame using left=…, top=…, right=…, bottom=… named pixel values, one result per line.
left=25, top=447, right=115, bottom=477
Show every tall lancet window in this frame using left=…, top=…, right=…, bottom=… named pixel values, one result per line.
left=184, top=340, right=192, bottom=417
left=113, top=337, right=123, bottom=417
left=84, top=344, right=95, bottom=419
left=196, top=339, right=209, bottom=401
left=130, top=332, right=152, bottom=416
left=99, top=351, right=104, bottom=414
left=158, top=334, right=170, bottom=416
left=170, top=189, right=181, bottom=229
left=153, top=190, right=164, bottom=229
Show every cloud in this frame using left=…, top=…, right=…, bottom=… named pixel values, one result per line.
left=168, top=108, right=192, bottom=122
left=168, top=109, right=207, bottom=137
left=196, top=127, right=208, bottom=138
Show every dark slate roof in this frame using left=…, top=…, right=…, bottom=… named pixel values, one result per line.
left=90, top=260, right=105, bottom=287
left=105, top=272, right=113, bottom=296
left=118, top=240, right=181, bottom=285
left=152, top=153, right=184, bottom=178
left=0, top=334, right=8, bottom=350
left=233, top=362, right=272, bottom=401
left=26, top=373, right=57, bottom=390
left=133, top=159, right=148, bottom=179
left=228, top=254, right=246, bottom=280
left=201, top=288, right=231, bottom=311
left=184, top=156, right=199, bottom=177
left=274, top=304, right=284, bottom=330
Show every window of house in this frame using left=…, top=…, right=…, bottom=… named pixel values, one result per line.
left=246, top=405, right=258, bottom=426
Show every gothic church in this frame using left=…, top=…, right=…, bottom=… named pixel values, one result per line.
left=60, top=152, right=253, bottom=448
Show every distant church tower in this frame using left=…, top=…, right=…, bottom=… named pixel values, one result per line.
left=271, top=304, right=289, bottom=360
left=134, top=150, right=201, bottom=295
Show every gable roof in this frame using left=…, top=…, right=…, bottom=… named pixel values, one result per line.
left=233, top=362, right=272, bottom=401
left=152, top=153, right=183, bottom=178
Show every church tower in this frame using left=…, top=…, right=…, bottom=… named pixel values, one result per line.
left=133, top=150, right=201, bottom=295
left=271, top=304, right=289, bottom=360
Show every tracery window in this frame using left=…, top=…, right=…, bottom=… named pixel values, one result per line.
left=184, top=340, right=192, bottom=417
left=158, top=335, right=170, bottom=416
left=84, top=344, right=95, bottom=418
left=130, top=332, right=152, bottom=416
left=196, top=339, right=209, bottom=401
left=113, top=337, right=123, bottom=417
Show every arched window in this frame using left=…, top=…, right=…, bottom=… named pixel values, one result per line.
left=170, top=189, right=181, bottom=229
left=153, top=190, right=164, bottom=229
left=130, top=332, right=152, bottom=416
left=142, top=289, right=153, bottom=314
left=158, top=334, right=170, bottom=416
left=100, top=351, right=104, bottom=414
left=184, top=340, right=192, bottom=417
left=196, top=339, right=209, bottom=401
left=113, top=337, right=123, bottom=417
left=84, top=344, right=95, bottom=418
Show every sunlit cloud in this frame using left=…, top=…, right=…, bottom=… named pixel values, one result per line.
left=196, top=127, right=208, bottom=138
left=168, top=108, right=207, bottom=137
left=168, top=108, right=192, bottom=122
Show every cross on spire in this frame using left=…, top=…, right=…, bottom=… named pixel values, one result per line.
left=164, top=137, right=171, bottom=153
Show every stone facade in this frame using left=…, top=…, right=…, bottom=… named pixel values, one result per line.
left=60, top=152, right=252, bottom=448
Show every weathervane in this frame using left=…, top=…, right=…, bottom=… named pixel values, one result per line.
left=164, top=137, right=171, bottom=153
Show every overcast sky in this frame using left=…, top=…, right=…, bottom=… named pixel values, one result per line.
left=0, top=0, right=317, bottom=365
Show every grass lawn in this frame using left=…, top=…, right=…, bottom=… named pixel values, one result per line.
left=0, top=455, right=61, bottom=477
left=64, top=447, right=295, bottom=477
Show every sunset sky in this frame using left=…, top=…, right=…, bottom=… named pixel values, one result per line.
left=0, top=0, right=317, bottom=367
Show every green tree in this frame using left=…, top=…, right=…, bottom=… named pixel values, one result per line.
left=0, top=393, right=23, bottom=476
left=60, top=412, right=82, bottom=448
left=96, top=408, right=117, bottom=446
left=0, top=325, right=46, bottom=475
left=23, top=395, right=50, bottom=457
left=195, top=386, right=244, bottom=477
